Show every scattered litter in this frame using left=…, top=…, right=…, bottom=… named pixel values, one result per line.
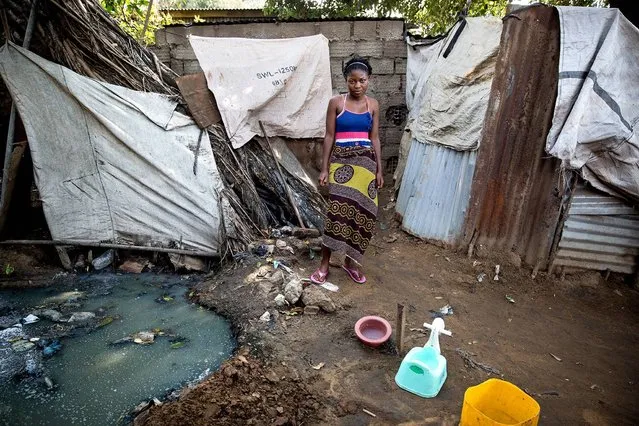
left=170, top=341, right=185, bottom=349
left=43, top=340, right=62, bottom=357
left=152, top=398, right=162, bottom=406
left=132, top=331, right=155, bottom=345
left=362, top=408, right=377, bottom=418
left=537, top=390, right=560, bottom=397
left=309, top=249, right=316, bottom=260
left=549, top=353, right=562, bottom=362
left=384, top=234, right=398, bottom=244
left=379, top=223, right=388, bottom=230
left=473, top=260, right=482, bottom=267
left=12, top=340, right=35, bottom=352
left=383, top=201, right=396, bottom=211
left=119, top=258, right=148, bottom=273
left=29, top=337, right=40, bottom=342
left=273, top=260, right=293, bottom=274
left=259, top=311, right=271, bottom=322
left=456, top=348, right=502, bottom=375
left=92, top=249, right=115, bottom=270
left=430, top=304, right=453, bottom=318
left=22, top=314, right=40, bottom=324
left=429, top=274, right=434, bottom=278
left=614, top=289, right=623, bottom=297
left=590, top=384, right=599, bottom=391
left=505, top=295, right=515, bottom=304
left=410, top=327, right=427, bottom=334
left=238, top=355, right=249, bottom=364
left=311, top=362, right=325, bottom=370
left=445, top=257, right=451, bottom=262
left=477, top=273, right=487, bottom=282
left=434, top=296, right=443, bottom=300
left=68, top=312, right=96, bottom=322
left=97, top=316, right=115, bottom=328
left=44, top=376, right=55, bottom=390
left=276, top=240, right=287, bottom=249
left=494, top=265, right=501, bottom=281
left=319, top=281, right=339, bottom=292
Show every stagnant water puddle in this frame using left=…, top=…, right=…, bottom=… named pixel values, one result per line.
left=0, top=273, right=235, bottom=425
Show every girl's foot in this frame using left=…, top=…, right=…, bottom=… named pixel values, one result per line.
left=310, top=268, right=329, bottom=284
left=342, top=264, right=366, bottom=284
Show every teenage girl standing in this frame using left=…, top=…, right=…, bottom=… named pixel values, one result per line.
left=310, top=57, right=383, bottom=285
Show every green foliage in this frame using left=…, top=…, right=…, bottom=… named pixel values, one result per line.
left=101, top=0, right=173, bottom=44
left=264, top=0, right=608, bottom=36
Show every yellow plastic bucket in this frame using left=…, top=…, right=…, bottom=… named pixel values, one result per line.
left=460, top=379, right=540, bottom=426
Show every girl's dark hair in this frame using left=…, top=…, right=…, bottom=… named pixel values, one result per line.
left=343, top=57, right=372, bottom=78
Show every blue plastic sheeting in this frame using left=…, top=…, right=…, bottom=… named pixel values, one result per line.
left=396, top=140, right=477, bottom=244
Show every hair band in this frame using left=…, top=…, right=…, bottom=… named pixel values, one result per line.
left=345, top=61, right=369, bottom=72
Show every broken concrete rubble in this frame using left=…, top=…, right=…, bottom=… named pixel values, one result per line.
left=301, top=286, right=337, bottom=313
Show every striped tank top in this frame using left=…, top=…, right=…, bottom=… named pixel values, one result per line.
left=335, top=94, right=373, bottom=148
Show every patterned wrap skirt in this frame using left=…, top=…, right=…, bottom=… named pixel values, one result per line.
left=323, top=145, right=378, bottom=264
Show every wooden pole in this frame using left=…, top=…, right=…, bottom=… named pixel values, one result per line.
left=0, top=239, right=218, bottom=258
left=396, top=303, right=407, bottom=355
left=258, top=121, right=305, bottom=228
left=141, top=0, right=154, bottom=44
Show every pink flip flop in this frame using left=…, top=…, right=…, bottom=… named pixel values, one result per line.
left=342, top=265, right=367, bottom=284
left=310, top=269, right=328, bottom=284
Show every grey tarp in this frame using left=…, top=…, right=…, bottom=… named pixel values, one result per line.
left=409, top=17, right=502, bottom=151
left=547, top=7, right=639, bottom=203
left=0, top=43, right=223, bottom=254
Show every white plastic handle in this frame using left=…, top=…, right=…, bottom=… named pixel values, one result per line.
left=423, top=322, right=452, bottom=337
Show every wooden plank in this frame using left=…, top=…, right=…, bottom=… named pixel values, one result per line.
left=176, top=73, right=221, bottom=129
left=0, top=142, right=26, bottom=235
left=396, top=303, right=407, bottom=355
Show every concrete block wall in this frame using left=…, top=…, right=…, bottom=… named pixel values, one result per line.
left=153, top=19, right=407, bottom=168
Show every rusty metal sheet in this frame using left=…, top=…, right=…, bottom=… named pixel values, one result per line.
left=176, top=72, right=221, bottom=128
left=462, top=6, right=563, bottom=270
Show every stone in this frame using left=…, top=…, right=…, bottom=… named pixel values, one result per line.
left=168, top=254, right=206, bottom=272
left=68, top=312, right=96, bottom=323
left=268, top=270, right=285, bottom=286
left=132, top=331, right=155, bottom=345
left=259, top=311, right=271, bottom=322
left=274, top=294, right=288, bottom=308
left=507, top=252, right=522, bottom=268
left=292, top=227, right=321, bottom=238
left=38, top=309, right=63, bottom=322
left=304, top=305, right=320, bottom=315
left=284, top=279, right=303, bottom=305
left=301, top=286, right=337, bottom=313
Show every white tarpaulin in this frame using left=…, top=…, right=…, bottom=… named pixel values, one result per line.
left=410, top=17, right=502, bottom=151
left=547, top=7, right=639, bottom=202
left=189, top=35, right=332, bottom=149
left=0, top=43, right=223, bottom=254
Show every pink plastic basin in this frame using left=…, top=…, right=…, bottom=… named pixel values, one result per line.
left=355, top=315, right=392, bottom=348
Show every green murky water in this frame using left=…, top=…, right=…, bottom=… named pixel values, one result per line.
left=0, top=274, right=235, bottom=425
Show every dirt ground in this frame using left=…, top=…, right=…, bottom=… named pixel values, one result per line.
left=137, top=188, right=639, bottom=426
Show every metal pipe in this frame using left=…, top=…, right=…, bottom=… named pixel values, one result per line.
left=1, top=0, right=39, bottom=210
left=0, top=239, right=218, bottom=258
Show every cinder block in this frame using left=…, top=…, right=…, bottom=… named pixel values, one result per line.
left=353, top=21, right=377, bottom=40
left=329, top=40, right=357, bottom=57
left=151, top=46, right=171, bottom=64
left=279, top=22, right=319, bottom=38
left=382, top=143, right=401, bottom=160
left=319, top=21, right=351, bottom=41
left=370, top=74, right=403, bottom=92
left=171, top=44, right=197, bottom=60
left=330, top=58, right=344, bottom=77
left=394, top=57, right=407, bottom=74
left=369, top=58, right=394, bottom=75
left=166, top=26, right=190, bottom=45
left=170, top=60, right=184, bottom=76
left=154, top=29, right=167, bottom=46
left=383, top=40, right=408, bottom=58
left=378, top=20, right=404, bottom=40
left=183, top=60, right=203, bottom=75
left=354, top=40, right=384, bottom=58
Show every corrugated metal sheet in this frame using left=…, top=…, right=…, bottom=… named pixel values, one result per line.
left=396, top=140, right=476, bottom=244
left=552, top=186, right=639, bottom=274
left=462, top=5, right=564, bottom=269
